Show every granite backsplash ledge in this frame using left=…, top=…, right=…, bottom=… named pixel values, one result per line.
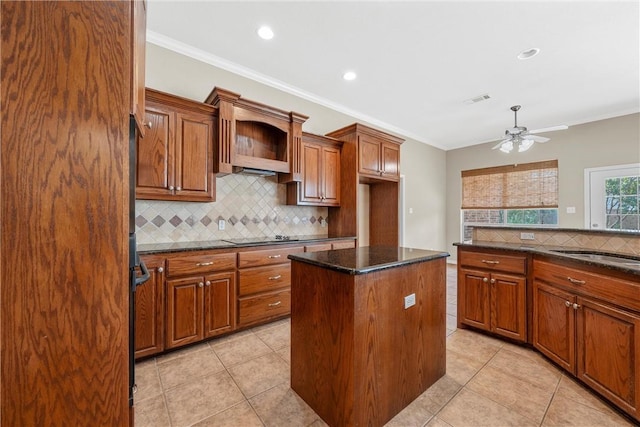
left=135, top=174, right=328, bottom=244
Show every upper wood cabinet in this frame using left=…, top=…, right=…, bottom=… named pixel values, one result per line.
left=205, top=87, right=308, bottom=180
left=358, top=133, right=400, bottom=181
left=130, top=0, right=147, bottom=137
left=136, top=89, right=216, bottom=202
left=287, top=132, right=342, bottom=207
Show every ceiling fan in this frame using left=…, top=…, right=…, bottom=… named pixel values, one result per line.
left=492, top=105, right=568, bottom=153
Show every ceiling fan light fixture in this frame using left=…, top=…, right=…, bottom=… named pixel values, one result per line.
left=500, top=140, right=513, bottom=153
left=517, top=48, right=540, bottom=60
left=518, top=139, right=535, bottom=152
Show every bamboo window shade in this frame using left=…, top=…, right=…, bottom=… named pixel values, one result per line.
left=461, top=160, right=558, bottom=209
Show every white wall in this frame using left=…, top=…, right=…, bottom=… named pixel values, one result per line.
left=146, top=43, right=448, bottom=252
left=445, top=113, right=640, bottom=261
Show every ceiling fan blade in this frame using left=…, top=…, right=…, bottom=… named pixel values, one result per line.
left=527, top=135, right=550, bottom=143
left=492, top=138, right=511, bottom=150
left=528, top=125, right=568, bottom=134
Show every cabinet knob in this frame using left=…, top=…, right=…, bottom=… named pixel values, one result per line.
left=168, top=186, right=174, bottom=191
left=157, top=267, right=164, bottom=273
left=565, top=301, right=571, bottom=307
left=482, top=277, right=489, bottom=283
left=572, top=303, right=581, bottom=310
left=198, top=282, right=204, bottom=288
left=176, top=186, right=182, bottom=191
left=144, top=121, right=152, bottom=129
left=205, top=281, right=211, bottom=286
left=490, top=278, right=496, bottom=284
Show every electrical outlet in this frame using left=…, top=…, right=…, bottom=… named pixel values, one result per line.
left=520, top=232, right=535, bottom=240
left=404, top=293, right=416, bottom=309
left=218, top=219, right=226, bottom=230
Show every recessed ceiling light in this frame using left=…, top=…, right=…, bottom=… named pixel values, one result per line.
left=517, top=48, right=540, bottom=60
left=343, top=71, right=357, bottom=81
left=257, top=26, right=274, bottom=40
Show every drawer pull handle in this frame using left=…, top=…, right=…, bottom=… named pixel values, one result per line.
left=196, top=261, right=214, bottom=266
left=268, top=275, right=282, bottom=280
left=268, top=301, right=282, bottom=307
left=566, top=277, right=586, bottom=285
left=481, top=260, right=500, bottom=265
left=268, top=255, right=282, bottom=259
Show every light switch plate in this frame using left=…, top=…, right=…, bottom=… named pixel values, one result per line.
left=218, top=219, right=226, bottom=230
left=404, top=293, right=416, bottom=309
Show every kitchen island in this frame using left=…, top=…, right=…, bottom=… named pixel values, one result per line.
left=288, top=246, right=449, bottom=427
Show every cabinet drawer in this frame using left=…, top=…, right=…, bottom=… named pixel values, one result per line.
left=534, top=259, right=640, bottom=311
left=238, top=246, right=304, bottom=268
left=167, top=252, right=237, bottom=277
left=332, top=240, right=356, bottom=250
left=238, top=264, right=291, bottom=296
left=305, top=243, right=332, bottom=252
left=238, top=289, right=291, bottom=326
left=459, top=250, right=526, bottom=274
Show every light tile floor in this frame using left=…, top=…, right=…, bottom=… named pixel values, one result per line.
left=135, top=264, right=634, bottom=427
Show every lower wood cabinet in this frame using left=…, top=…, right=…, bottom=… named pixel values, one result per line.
left=457, top=248, right=527, bottom=342
left=135, top=255, right=165, bottom=359
left=533, top=258, right=640, bottom=420
left=166, top=272, right=235, bottom=350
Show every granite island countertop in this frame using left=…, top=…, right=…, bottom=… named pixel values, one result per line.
left=454, top=241, right=640, bottom=276
left=137, top=235, right=356, bottom=255
left=288, top=246, right=449, bottom=275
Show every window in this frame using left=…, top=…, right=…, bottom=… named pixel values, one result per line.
left=461, top=160, right=559, bottom=241
left=585, top=164, right=640, bottom=232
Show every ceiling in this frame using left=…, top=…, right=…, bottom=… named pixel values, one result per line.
left=146, top=1, right=640, bottom=151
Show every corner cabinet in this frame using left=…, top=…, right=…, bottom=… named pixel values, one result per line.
left=533, top=257, right=640, bottom=420
left=457, top=248, right=528, bottom=342
left=136, top=88, right=216, bottom=202
left=135, top=254, right=165, bottom=359
left=205, top=87, right=308, bottom=180
left=286, top=132, right=342, bottom=206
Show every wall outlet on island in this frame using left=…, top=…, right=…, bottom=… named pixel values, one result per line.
left=218, top=219, right=225, bottom=231
left=520, top=232, right=535, bottom=240
left=404, top=293, right=416, bottom=309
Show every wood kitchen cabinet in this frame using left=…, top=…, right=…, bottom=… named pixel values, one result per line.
left=457, top=248, right=527, bottom=342
left=165, top=252, right=236, bottom=349
left=358, top=133, right=400, bottom=181
left=533, top=258, right=640, bottom=420
left=135, top=254, right=164, bottom=359
left=304, top=239, right=356, bottom=252
left=136, top=89, right=216, bottom=202
left=287, top=132, right=342, bottom=206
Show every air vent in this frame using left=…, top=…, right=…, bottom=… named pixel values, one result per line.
left=463, top=94, right=491, bottom=105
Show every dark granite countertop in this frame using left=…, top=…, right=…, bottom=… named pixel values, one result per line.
left=288, top=246, right=450, bottom=275
left=137, top=235, right=356, bottom=255
left=454, top=241, right=640, bottom=276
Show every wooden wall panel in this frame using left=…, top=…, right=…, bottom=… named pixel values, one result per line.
left=1, top=2, right=131, bottom=425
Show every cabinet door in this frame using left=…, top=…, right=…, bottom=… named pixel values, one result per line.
left=380, top=142, right=400, bottom=181
left=136, top=105, right=174, bottom=199
left=175, top=111, right=215, bottom=201
left=577, top=296, right=640, bottom=416
left=135, top=255, right=164, bottom=359
left=533, top=281, right=576, bottom=373
left=203, top=272, right=235, bottom=338
left=490, top=272, right=526, bottom=342
left=300, top=142, right=322, bottom=204
left=166, top=276, right=203, bottom=349
left=458, top=269, right=491, bottom=331
left=358, top=134, right=382, bottom=177
left=322, top=145, right=340, bottom=205
left=131, top=0, right=146, bottom=136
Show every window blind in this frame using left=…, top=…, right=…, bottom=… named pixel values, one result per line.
left=461, top=160, right=558, bottom=209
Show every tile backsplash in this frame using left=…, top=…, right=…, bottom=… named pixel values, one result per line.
left=135, top=174, right=328, bottom=244
left=473, top=227, right=640, bottom=256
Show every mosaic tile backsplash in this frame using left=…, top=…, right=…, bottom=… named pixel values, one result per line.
left=135, top=174, right=328, bottom=244
left=473, top=227, right=640, bottom=256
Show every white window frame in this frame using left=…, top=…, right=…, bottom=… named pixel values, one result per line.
left=584, top=163, right=640, bottom=230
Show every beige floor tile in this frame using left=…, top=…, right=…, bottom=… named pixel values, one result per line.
left=385, top=390, right=436, bottom=427
left=250, top=382, right=320, bottom=427
left=157, top=346, right=225, bottom=390
left=276, top=345, right=291, bottom=364
left=307, top=418, right=330, bottom=427
left=446, top=329, right=502, bottom=365
left=424, top=416, right=453, bottom=427
left=134, top=359, right=163, bottom=403
left=134, top=394, right=171, bottom=427
left=554, top=375, right=622, bottom=417
left=228, top=352, right=290, bottom=398
left=438, top=389, right=538, bottom=427
left=542, top=393, right=633, bottom=426
left=255, top=321, right=291, bottom=350
left=211, top=331, right=273, bottom=367
left=466, top=364, right=554, bottom=424
left=487, top=347, right=561, bottom=391
left=191, top=401, right=263, bottom=427
left=156, top=341, right=211, bottom=365
left=411, top=374, right=463, bottom=415
left=164, top=370, right=245, bottom=427
left=445, top=349, right=485, bottom=386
